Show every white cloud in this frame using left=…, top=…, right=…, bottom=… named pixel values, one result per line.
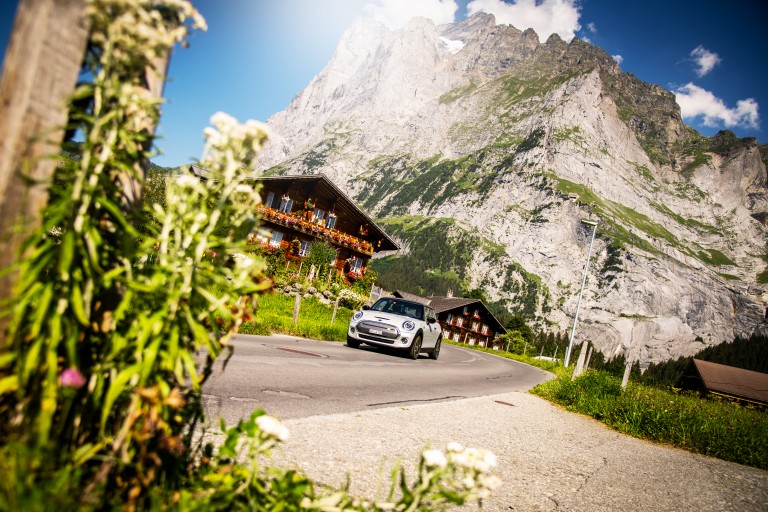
left=690, top=45, right=721, bottom=77
left=674, top=83, right=759, bottom=130
left=363, top=0, right=458, bottom=30
left=466, top=0, right=581, bottom=42
left=586, top=22, right=597, bottom=33
left=612, top=54, right=623, bottom=65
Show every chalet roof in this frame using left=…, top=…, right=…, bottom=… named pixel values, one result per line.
left=189, top=166, right=398, bottom=251
left=393, top=291, right=507, bottom=334
left=426, top=296, right=506, bottom=334
left=393, top=290, right=431, bottom=305
left=688, top=359, right=768, bottom=405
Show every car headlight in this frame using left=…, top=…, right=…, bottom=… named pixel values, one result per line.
left=402, top=320, right=415, bottom=331
left=353, top=311, right=364, bottom=321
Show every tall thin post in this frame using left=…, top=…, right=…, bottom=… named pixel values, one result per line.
left=0, top=0, right=89, bottom=340
left=564, top=220, right=598, bottom=367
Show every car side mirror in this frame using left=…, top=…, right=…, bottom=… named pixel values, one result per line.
left=427, top=317, right=437, bottom=324
left=362, top=305, right=370, bottom=310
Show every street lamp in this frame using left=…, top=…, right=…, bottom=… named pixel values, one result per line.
left=564, top=218, right=598, bottom=367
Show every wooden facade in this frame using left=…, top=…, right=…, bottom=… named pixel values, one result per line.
left=394, top=291, right=507, bottom=349
left=245, top=173, right=398, bottom=277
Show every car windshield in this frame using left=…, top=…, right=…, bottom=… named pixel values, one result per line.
left=371, top=298, right=424, bottom=320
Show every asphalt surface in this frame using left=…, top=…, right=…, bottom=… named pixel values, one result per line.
left=202, top=335, right=768, bottom=511
left=201, top=334, right=552, bottom=424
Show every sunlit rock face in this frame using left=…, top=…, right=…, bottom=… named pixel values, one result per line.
left=256, top=13, right=768, bottom=366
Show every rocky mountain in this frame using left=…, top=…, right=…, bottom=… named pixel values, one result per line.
left=255, top=13, right=768, bottom=366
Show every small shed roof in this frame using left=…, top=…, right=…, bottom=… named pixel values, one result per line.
left=685, top=359, right=768, bottom=405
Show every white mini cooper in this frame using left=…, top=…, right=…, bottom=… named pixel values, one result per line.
left=347, top=297, right=442, bottom=359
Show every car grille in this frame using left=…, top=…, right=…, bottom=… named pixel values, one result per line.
left=357, top=320, right=400, bottom=344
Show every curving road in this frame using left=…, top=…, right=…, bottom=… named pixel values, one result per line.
left=201, top=334, right=553, bottom=425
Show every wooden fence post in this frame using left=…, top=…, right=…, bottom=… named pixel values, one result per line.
left=0, top=0, right=89, bottom=340
left=330, top=297, right=340, bottom=325
left=621, top=360, right=632, bottom=390
left=292, top=294, right=301, bottom=326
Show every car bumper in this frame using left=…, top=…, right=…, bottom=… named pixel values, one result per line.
left=348, top=323, right=415, bottom=348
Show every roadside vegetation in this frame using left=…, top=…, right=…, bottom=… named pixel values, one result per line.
left=0, top=2, right=501, bottom=510
left=448, top=338, right=768, bottom=471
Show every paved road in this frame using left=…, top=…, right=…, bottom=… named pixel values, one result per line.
left=201, top=334, right=768, bottom=511
left=201, top=334, right=552, bottom=424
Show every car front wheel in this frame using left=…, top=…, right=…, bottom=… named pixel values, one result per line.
left=429, top=336, right=442, bottom=360
left=347, top=336, right=361, bottom=348
left=408, top=334, right=422, bottom=360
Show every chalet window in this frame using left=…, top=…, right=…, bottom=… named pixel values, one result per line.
left=278, top=195, right=293, bottom=213
left=453, top=333, right=460, bottom=342
left=299, top=240, right=311, bottom=257
left=349, top=257, right=363, bottom=273
left=269, top=230, right=283, bottom=248
left=463, top=306, right=468, bottom=314
left=468, top=337, right=476, bottom=346
left=456, top=317, right=464, bottom=328
left=473, top=309, right=480, bottom=318
left=446, top=313, right=454, bottom=324
left=471, top=321, right=479, bottom=332
left=481, top=325, right=490, bottom=335
left=266, top=191, right=276, bottom=209
left=325, top=213, right=337, bottom=229
left=313, top=208, right=325, bottom=225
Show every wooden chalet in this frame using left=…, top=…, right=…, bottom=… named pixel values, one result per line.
left=394, top=290, right=507, bottom=349
left=189, top=167, right=399, bottom=278
left=677, top=359, right=768, bottom=407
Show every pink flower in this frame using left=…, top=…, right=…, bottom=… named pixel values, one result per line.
left=60, top=368, right=86, bottom=389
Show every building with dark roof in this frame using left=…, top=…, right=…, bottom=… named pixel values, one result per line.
left=393, top=290, right=507, bottom=349
left=677, top=359, right=768, bottom=406
left=190, top=167, right=397, bottom=279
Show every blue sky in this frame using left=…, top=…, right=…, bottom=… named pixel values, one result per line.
left=1, top=0, right=766, bottom=167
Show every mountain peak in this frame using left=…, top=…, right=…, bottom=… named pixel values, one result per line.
left=257, top=14, right=768, bottom=365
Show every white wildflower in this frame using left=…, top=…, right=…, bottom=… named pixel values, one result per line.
left=421, top=449, right=447, bottom=469
left=446, top=441, right=464, bottom=453
left=256, top=415, right=289, bottom=442
left=174, top=174, right=199, bottom=188
left=450, top=447, right=497, bottom=473
left=478, top=474, right=502, bottom=491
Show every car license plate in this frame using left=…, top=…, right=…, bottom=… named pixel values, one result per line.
left=369, top=329, right=383, bottom=335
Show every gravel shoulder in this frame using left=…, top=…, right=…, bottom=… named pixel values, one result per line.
left=269, top=391, right=768, bottom=511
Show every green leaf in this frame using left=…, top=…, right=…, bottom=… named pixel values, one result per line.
left=101, top=364, right=140, bottom=433
left=70, top=282, right=89, bottom=325
left=58, top=230, right=75, bottom=279
left=0, top=375, right=19, bottom=394
left=72, top=441, right=105, bottom=466
left=29, top=283, right=54, bottom=339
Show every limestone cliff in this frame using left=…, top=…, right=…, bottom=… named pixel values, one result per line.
left=256, top=13, right=768, bottom=365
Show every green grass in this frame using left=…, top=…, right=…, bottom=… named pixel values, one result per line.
left=239, top=293, right=352, bottom=342
left=452, top=342, right=768, bottom=470
left=532, top=370, right=768, bottom=470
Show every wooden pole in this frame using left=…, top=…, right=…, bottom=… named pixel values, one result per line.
left=330, top=297, right=340, bottom=325
left=621, top=360, right=632, bottom=389
left=292, top=294, right=301, bottom=326
left=0, top=0, right=90, bottom=340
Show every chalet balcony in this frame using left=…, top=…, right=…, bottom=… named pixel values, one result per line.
left=256, top=205, right=374, bottom=256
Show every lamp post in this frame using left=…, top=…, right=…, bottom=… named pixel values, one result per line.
left=564, top=219, right=598, bottom=367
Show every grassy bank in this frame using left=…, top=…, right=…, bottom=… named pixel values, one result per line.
left=531, top=369, right=768, bottom=470
left=238, top=293, right=352, bottom=341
